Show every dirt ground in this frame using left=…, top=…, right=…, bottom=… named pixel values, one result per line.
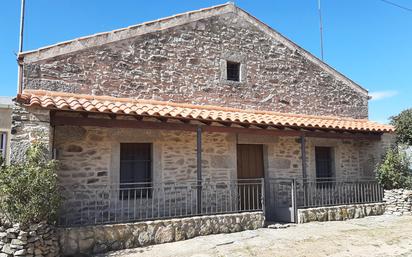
left=100, top=215, right=412, bottom=257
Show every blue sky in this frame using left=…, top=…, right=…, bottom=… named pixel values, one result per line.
left=1, top=0, right=411, bottom=123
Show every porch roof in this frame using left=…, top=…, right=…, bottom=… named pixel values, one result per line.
left=17, top=90, right=393, bottom=133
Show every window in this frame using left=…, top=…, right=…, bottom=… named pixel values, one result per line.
left=120, top=143, right=152, bottom=198
left=315, top=147, right=333, bottom=179
left=0, top=132, right=6, bottom=162
left=226, top=61, right=240, bottom=81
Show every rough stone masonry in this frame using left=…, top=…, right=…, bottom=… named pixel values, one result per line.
left=383, top=189, right=412, bottom=216
left=297, top=203, right=386, bottom=223
left=0, top=221, right=59, bottom=257
left=58, top=212, right=265, bottom=256
left=21, top=8, right=368, bottom=119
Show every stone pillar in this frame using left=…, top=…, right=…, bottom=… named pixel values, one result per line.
left=10, top=103, right=52, bottom=163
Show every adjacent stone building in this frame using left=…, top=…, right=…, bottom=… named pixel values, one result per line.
left=12, top=2, right=393, bottom=230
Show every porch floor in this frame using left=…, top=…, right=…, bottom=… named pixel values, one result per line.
left=98, top=215, right=412, bottom=257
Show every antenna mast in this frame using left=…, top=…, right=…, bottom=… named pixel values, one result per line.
left=318, top=0, right=324, bottom=61
left=17, top=0, right=26, bottom=94
left=19, top=0, right=26, bottom=52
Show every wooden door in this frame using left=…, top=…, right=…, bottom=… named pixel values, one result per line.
left=237, top=144, right=264, bottom=179
left=237, top=144, right=264, bottom=210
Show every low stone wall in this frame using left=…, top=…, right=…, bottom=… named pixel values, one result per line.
left=0, top=221, right=59, bottom=257
left=383, top=189, right=412, bottom=216
left=58, top=212, right=265, bottom=256
left=297, top=203, right=386, bottom=223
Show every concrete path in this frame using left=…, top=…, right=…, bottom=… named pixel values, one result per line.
left=99, top=215, right=412, bottom=257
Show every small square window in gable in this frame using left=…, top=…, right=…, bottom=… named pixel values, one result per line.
left=226, top=61, right=241, bottom=82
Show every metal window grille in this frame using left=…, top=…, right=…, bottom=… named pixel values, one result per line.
left=226, top=61, right=240, bottom=81
left=120, top=143, right=152, bottom=199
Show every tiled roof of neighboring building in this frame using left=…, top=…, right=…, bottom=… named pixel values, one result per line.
left=17, top=90, right=394, bottom=133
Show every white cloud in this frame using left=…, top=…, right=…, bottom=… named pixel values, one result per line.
left=369, top=90, right=398, bottom=101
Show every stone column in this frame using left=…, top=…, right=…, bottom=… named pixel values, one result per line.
left=10, top=103, right=53, bottom=163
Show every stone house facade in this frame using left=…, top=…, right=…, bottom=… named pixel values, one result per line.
left=12, top=3, right=393, bottom=226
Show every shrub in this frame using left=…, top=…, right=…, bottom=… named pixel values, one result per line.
left=391, top=108, right=412, bottom=146
left=0, top=142, right=61, bottom=225
left=376, top=147, right=412, bottom=190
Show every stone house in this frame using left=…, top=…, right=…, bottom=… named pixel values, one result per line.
left=12, top=2, right=393, bottom=231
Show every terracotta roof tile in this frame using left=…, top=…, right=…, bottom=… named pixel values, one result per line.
left=17, top=90, right=394, bottom=133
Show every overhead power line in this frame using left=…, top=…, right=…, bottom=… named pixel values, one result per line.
left=379, top=0, right=412, bottom=13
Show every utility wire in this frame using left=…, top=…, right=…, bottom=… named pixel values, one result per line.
left=379, top=0, right=412, bottom=13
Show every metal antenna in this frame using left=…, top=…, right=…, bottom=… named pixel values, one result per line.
left=17, top=0, right=26, bottom=94
left=18, top=0, right=26, bottom=53
left=318, top=0, right=324, bottom=61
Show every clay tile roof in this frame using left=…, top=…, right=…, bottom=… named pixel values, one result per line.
left=17, top=90, right=394, bottom=133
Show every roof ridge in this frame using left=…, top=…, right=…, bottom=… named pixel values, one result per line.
left=19, top=2, right=234, bottom=59
left=21, top=89, right=382, bottom=124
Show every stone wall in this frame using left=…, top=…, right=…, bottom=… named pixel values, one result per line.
left=383, top=189, right=412, bottom=216
left=358, top=133, right=395, bottom=177
left=54, top=126, right=236, bottom=187
left=266, top=137, right=302, bottom=179
left=0, top=221, right=59, bottom=257
left=22, top=12, right=368, bottom=119
left=55, top=125, right=237, bottom=225
left=58, top=212, right=265, bottom=256
left=9, top=105, right=52, bottom=163
left=265, top=136, right=392, bottom=180
left=55, top=126, right=394, bottom=186
left=297, top=203, right=386, bottom=223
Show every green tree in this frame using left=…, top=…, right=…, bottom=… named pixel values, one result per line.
left=0, top=142, right=61, bottom=225
left=376, top=147, right=412, bottom=190
left=391, top=108, right=412, bottom=146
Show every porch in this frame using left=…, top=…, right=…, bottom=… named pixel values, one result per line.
left=52, top=120, right=388, bottom=227
left=16, top=90, right=393, bottom=227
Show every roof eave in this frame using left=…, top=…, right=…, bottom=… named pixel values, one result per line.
left=16, top=90, right=394, bottom=133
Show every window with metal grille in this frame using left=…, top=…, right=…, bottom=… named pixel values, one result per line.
left=226, top=61, right=240, bottom=81
left=120, top=143, right=152, bottom=198
left=0, top=132, right=6, bottom=162
left=315, top=146, right=333, bottom=179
